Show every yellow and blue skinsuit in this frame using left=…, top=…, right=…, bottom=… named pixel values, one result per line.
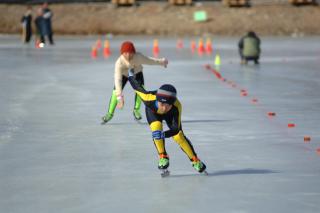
left=128, top=74, right=200, bottom=164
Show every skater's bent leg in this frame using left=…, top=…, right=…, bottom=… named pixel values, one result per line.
left=134, top=92, right=142, bottom=110
left=107, top=90, right=118, bottom=115
left=133, top=93, right=143, bottom=120
left=172, top=131, right=197, bottom=160
left=105, top=77, right=127, bottom=116
left=173, top=131, right=206, bottom=173
left=150, top=121, right=166, bottom=155
left=150, top=121, right=169, bottom=170
left=133, top=72, right=144, bottom=111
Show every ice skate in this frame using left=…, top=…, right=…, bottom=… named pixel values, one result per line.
left=158, top=154, right=169, bottom=169
left=160, top=169, right=170, bottom=177
left=192, top=157, right=207, bottom=174
left=158, top=154, right=170, bottom=177
left=101, top=113, right=113, bottom=124
left=133, top=109, right=142, bottom=121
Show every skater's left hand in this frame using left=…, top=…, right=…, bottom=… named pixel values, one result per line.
left=152, top=130, right=165, bottom=140
left=116, top=95, right=124, bottom=109
left=162, top=58, right=168, bottom=68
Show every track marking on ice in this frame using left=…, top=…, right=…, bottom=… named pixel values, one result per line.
left=204, top=64, right=318, bottom=155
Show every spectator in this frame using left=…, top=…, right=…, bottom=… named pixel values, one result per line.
left=21, top=6, right=32, bottom=43
left=42, top=2, right=54, bottom=45
left=34, top=7, right=45, bottom=46
left=238, top=31, right=261, bottom=65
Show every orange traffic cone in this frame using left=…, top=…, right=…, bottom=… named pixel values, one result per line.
left=304, top=136, right=311, bottom=142
left=191, top=40, right=196, bottom=54
left=153, top=39, right=160, bottom=57
left=91, top=45, right=98, bottom=59
left=198, top=38, right=205, bottom=56
left=205, top=38, right=213, bottom=55
left=103, top=40, right=111, bottom=58
left=96, top=39, right=102, bottom=49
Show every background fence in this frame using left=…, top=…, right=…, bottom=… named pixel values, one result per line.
left=0, top=0, right=317, bottom=4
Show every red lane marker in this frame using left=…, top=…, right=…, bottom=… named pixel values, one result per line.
left=205, top=65, right=315, bottom=156
left=288, top=123, right=296, bottom=128
left=304, top=136, right=311, bottom=143
left=241, top=92, right=248, bottom=96
left=252, top=98, right=258, bottom=103
left=268, top=112, right=276, bottom=116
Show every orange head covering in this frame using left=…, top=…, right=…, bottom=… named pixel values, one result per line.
left=120, top=41, right=136, bottom=54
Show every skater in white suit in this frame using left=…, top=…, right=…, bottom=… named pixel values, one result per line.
left=102, top=41, right=168, bottom=124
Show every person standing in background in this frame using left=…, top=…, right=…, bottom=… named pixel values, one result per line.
left=34, top=7, right=45, bottom=46
left=21, top=6, right=32, bottom=43
left=42, top=2, right=54, bottom=45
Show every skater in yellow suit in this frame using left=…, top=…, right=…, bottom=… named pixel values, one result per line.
left=127, top=69, right=207, bottom=173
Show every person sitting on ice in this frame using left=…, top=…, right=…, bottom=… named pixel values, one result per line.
left=101, top=41, right=168, bottom=124
left=127, top=68, right=207, bottom=174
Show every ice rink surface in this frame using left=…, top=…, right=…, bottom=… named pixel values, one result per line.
left=1, top=35, right=320, bottom=213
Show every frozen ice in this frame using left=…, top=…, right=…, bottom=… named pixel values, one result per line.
left=0, top=35, right=320, bottom=213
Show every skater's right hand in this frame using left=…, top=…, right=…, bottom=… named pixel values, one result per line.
left=162, top=58, right=168, bottom=68
left=116, top=95, right=124, bottom=109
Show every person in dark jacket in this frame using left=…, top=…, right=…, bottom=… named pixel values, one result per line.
left=127, top=69, right=207, bottom=175
left=34, top=7, right=45, bottom=46
left=42, top=2, right=54, bottom=45
left=21, top=6, right=32, bottom=43
left=238, top=31, right=261, bottom=65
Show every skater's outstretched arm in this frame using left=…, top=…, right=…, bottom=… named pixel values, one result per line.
left=128, top=69, right=148, bottom=93
left=128, top=69, right=157, bottom=102
left=133, top=53, right=168, bottom=68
